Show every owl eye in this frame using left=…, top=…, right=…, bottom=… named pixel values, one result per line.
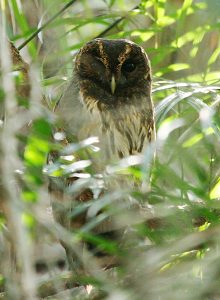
left=122, top=59, right=136, bottom=73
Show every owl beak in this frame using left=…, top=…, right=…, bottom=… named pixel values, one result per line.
left=110, top=75, right=116, bottom=94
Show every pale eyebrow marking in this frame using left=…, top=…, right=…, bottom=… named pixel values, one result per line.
left=118, top=44, right=132, bottom=65
left=97, top=40, right=109, bottom=68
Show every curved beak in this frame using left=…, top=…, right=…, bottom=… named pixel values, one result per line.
left=110, top=75, right=116, bottom=94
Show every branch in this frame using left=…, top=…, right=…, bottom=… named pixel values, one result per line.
left=96, top=5, right=139, bottom=38
left=18, top=0, right=78, bottom=51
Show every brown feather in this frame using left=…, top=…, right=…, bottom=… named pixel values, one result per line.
left=50, top=38, right=155, bottom=272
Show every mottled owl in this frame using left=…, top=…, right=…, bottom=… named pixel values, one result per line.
left=50, top=38, right=155, bottom=273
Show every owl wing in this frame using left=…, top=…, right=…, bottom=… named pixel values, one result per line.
left=50, top=78, right=114, bottom=272
left=55, top=78, right=102, bottom=143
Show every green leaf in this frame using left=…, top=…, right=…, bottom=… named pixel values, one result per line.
left=210, top=178, right=220, bottom=199
left=155, top=63, right=190, bottom=77
left=183, top=128, right=214, bottom=148
left=10, top=0, right=37, bottom=57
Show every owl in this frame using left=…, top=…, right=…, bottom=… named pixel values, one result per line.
left=51, top=38, right=155, bottom=273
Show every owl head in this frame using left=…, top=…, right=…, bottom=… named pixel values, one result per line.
left=74, top=38, right=152, bottom=110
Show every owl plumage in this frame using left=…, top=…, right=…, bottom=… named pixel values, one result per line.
left=51, top=38, right=155, bottom=272
left=56, top=38, right=155, bottom=162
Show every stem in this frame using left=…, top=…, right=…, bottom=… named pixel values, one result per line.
left=0, top=6, right=37, bottom=300
left=18, top=0, right=78, bottom=51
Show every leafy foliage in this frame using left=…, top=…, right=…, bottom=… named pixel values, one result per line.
left=0, top=0, right=220, bottom=299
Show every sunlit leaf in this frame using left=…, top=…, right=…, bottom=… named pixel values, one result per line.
left=210, top=178, right=220, bottom=199
left=22, top=213, right=35, bottom=229
left=22, top=190, right=37, bottom=203
left=183, top=128, right=214, bottom=148
left=155, top=63, right=190, bottom=77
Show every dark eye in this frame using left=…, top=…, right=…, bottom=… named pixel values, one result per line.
left=35, top=261, right=48, bottom=274
left=56, top=259, right=66, bottom=270
left=122, top=60, right=136, bottom=73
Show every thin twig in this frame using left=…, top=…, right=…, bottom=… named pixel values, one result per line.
left=18, top=3, right=139, bottom=51
left=96, top=17, right=125, bottom=39
left=96, top=5, right=139, bottom=39
left=18, top=0, right=78, bottom=51
left=0, top=13, right=38, bottom=300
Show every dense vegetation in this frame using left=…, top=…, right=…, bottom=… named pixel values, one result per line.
left=0, top=0, right=220, bottom=299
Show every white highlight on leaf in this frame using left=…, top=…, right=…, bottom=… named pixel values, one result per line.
left=54, top=131, right=66, bottom=141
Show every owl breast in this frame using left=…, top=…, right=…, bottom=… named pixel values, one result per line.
left=78, top=92, right=154, bottom=162
left=56, top=79, right=154, bottom=166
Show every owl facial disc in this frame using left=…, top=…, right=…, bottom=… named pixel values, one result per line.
left=75, top=38, right=151, bottom=107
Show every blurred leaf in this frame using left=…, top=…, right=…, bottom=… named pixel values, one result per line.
left=32, top=118, right=52, bottom=139
left=10, top=0, right=37, bottom=57
left=208, top=47, right=220, bottom=66
left=78, top=231, right=120, bottom=255
left=22, top=190, right=38, bottom=203
left=155, top=63, right=190, bottom=77
left=210, top=178, right=220, bottom=199
left=24, top=137, right=50, bottom=167
left=22, top=213, right=36, bottom=230
left=183, top=128, right=214, bottom=148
